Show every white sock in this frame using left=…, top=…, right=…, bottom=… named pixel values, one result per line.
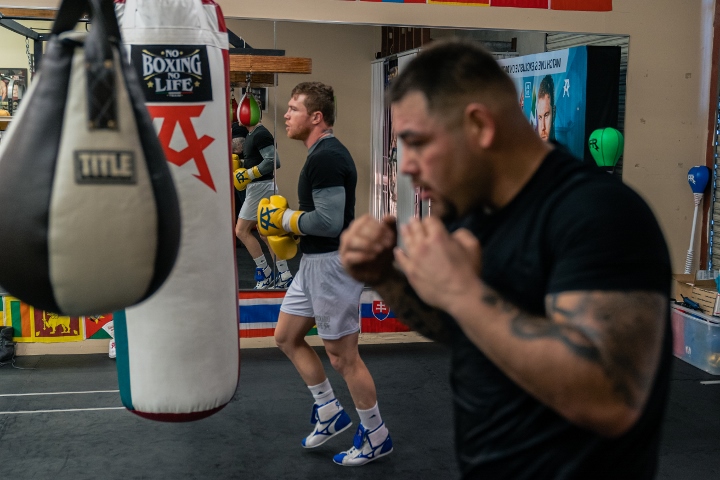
left=253, top=255, right=268, bottom=270
left=308, top=378, right=335, bottom=406
left=357, top=403, right=383, bottom=431
left=276, top=260, right=290, bottom=273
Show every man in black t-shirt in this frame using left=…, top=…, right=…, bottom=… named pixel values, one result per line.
left=339, top=39, right=672, bottom=479
left=233, top=121, right=293, bottom=289
left=257, top=82, right=393, bottom=467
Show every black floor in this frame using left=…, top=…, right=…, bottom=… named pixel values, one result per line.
left=0, top=343, right=454, bottom=480
left=1, top=345, right=719, bottom=479
left=657, top=359, right=720, bottom=479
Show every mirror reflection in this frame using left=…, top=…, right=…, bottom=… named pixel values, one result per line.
left=226, top=19, right=628, bottom=290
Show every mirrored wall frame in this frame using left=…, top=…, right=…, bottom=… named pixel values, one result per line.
left=370, top=48, right=426, bottom=247
left=231, top=21, right=282, bottom=290
left=229, top=20, right=312, bottom=291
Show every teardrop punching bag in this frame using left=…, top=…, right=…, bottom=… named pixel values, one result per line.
left=589, top=127, right=624, bottom=173
left=238, top=91, right=261, bottom=127
left=0, top=0, right=180, bottom=316
left=114, top=0, right=239, bottom=421
left=684, top=166, right=710, bottom=274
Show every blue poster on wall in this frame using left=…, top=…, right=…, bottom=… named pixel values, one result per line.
left=498, top=46, right=620, bottom=163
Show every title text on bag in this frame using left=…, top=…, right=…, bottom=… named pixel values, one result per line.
left=74, top=151, right=137, bottom=185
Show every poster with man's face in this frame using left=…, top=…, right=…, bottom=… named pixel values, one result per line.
left=498, top=47, right=588, bottom=160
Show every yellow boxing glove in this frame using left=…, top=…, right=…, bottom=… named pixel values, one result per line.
left=257, top=195, right=304, bottom=237
left=267, top=234, right=301, bottom=260
left=233, top=166, right=261, bottom=191
left=231, top=154, right=241, bottom=172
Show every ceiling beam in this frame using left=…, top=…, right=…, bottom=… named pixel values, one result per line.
left=229, top=55, right=311, bottom=74
left=0, top=8, right=57, bottom=20
left=229, top=48, right=285, bottom=56
left=229, top=71, right=276, bottom=87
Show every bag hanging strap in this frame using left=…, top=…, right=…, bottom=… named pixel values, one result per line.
left=51, top=0, right=121, bottom=39
left=51, top=0, right=92, bottom=36
left=51, top=0, right=124, bottom=130
left=84, top=0, right=123, bottom=129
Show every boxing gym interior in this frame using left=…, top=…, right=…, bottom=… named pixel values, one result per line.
left=1, top=1, right=720, bottom=479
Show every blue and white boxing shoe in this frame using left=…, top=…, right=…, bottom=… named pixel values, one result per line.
left=274, top=270, right=294, bottom=289
left=302, top=399, right=352, bottom=448
left=254, top=267, right=274, bottom=289
left=333, top=422, right=393, bottom=466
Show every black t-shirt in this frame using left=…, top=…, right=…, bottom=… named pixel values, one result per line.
left=242, top=124, right=274, bottom=182
left=447, top=148, right=672, bottom=479
left=298, top=137, right=357, bottom=254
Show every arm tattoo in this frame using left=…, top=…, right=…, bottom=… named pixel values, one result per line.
left=482, top=288, right=665, bottom=409
left=375, top=273, right=453, bottom=345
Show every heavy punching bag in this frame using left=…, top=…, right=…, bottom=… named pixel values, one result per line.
left=113, top=0, right=239, bottom=421
left=0, top=0, right=180, bottom=316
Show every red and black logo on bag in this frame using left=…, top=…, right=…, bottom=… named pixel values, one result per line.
left=131, top=45, right=213, bottom=102
left=74, top=151, right=137, bottom=185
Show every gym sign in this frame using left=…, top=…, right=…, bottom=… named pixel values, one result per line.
left=130, top=45, right=213, bottom=103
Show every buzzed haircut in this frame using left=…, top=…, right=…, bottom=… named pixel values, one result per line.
left=291, top=82, right=335, bottom=127
left=231, top=136, right=244, bottom=154
left=388, top=38, right=517, bottom=118
left=538, top=75, right=555, bottom=107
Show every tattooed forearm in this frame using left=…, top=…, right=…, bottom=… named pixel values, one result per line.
left=548, top=292, right=665, bottom=409
left=484, top=288, right=665, bottom=410
left=481, top=289, right=560, bottom=340
left=510, top=294, right=603, bottom=364
left=374, top=271, right=453, bottom=345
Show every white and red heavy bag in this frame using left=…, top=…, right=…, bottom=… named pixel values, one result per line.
left=113, top=0, right=239, bottom=421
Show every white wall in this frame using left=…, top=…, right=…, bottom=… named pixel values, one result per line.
left=0, top=19, right=48, bottom=78
left=225, top=20, right=380, bottom=216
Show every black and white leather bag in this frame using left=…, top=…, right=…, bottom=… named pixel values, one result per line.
left=0, top=0, right=181, bottom=316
